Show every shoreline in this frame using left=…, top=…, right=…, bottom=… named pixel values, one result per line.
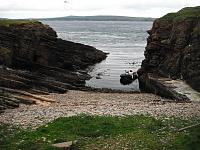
left=1, top=90, right=200, bottom=129
left=81, top=86, right=141, bottom=94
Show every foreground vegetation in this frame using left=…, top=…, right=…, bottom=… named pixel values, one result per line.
left=0, top=115, right=200, bottom=150
left=0, top=19, right=38, bottom=27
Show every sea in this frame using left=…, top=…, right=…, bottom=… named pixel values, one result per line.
left=42, top=21, right=153, bottom=91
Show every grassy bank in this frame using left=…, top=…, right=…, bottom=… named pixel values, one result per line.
left=0, top=19, right=38, bottom=27
left=159, top=6, right=200, bottom=21
left=0, top=115, right=200, bottom=150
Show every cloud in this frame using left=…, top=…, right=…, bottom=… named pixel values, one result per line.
left=0, top=0, right=67, bottom=11
left=0, top=0, right=199, bottom=18
left=123, top=1, right=188, bottom=10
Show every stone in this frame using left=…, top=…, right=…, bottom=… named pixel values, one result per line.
left=96, top=76, right=102, bottom=79
left=52, top=140, right=77, bottom=149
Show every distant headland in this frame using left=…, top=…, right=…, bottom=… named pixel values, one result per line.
left=40, top=15, right=156, bottom=21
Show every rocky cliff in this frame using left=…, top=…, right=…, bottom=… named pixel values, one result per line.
left=138, top=6, right=200, bottom=99
left=0, top=20, right=107, bottom=112
left=0, top=21, right=106, bottom=71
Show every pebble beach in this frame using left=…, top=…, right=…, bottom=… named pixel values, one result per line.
left=0, top=90, right=200, bottom=129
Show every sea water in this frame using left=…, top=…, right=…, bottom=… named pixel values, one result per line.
left=43, top=21, right=153, bottom=91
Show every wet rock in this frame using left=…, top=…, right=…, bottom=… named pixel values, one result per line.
left=96, top=76, right=102, bottom=79
left=120, top=72, right=138, bottom=85
left=96, top=72, right=104, bottom=79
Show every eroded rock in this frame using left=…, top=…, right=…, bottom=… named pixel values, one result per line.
left=0, top=21, right=107, bottom=112
left=138, top=6, right=200, bottom=100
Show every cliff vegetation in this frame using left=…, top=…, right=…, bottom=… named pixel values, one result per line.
left=160, top=6, right=200, bottom=21
left=0, top=19, right=38, bottom=27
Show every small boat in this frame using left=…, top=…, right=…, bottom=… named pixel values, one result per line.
left=120, top=71, right=138, bottom=85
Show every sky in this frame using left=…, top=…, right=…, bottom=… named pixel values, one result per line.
left=0, top=0, right=199, bottom=19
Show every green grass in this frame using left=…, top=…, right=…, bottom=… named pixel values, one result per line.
left=0, top=115, right=200, bottom=150
left=0, top=19, right=39, bottom=27
left=159, top=6, right=200, bottom=22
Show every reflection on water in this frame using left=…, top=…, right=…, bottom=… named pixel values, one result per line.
left=43, top=21, right=153, bottom=91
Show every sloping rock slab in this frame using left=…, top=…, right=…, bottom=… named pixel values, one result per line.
left=169, top=80, right=200, bottom=102
left=0, top=86, right=56, bottom=113
left=138, top=73, right=195, bottom=101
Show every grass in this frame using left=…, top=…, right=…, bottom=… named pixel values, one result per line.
left=0, top=115, right=200, bottom=150
left=159, top=6, right=200, bottom=22
left=0, top=19, right=39, bottom=27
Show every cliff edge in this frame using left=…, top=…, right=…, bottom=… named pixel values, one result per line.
left=0, top=20, right=107, bottom=112
left=0, top=21, right=106, bottom=71
left=138, top=6, right=200, bottom=100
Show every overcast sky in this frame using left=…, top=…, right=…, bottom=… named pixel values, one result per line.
left=0, top=0, right=199, bottom=19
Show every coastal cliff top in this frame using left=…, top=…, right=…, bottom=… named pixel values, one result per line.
left=159, top=6, right=200, bottom=22
left=0, top=19, right=39, bottom=27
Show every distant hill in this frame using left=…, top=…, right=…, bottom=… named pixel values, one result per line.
left=40, top=15, right=155, bottom=21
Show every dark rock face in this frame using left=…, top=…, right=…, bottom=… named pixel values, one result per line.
left=0, top=22, right=107, bottom=94
left=139, top=9, right=200, bottom=93
left=0, top=22, right=106, bottom=71
left=0, top=21, right=107, bottom=112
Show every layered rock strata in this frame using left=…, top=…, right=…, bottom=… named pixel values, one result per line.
left=0, top=21, right=107, bottom=112
left=138, top=6, right=200, bottom=100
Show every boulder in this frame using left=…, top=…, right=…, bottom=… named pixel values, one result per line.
left=52, top=140, right=77, bottom=149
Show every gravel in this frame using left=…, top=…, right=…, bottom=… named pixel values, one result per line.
left=0, top=90, right=200, bottom=128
